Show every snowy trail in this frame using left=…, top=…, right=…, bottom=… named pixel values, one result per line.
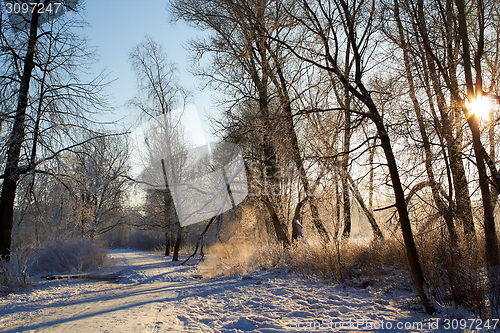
left=0, top=250, right=487, bottom=332
left=0, top=251, right=198, bottom=333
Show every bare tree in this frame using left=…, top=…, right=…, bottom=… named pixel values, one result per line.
left=0, top=0, right=111, bottom=258
left=453, top=0, right=499, bottom=275
left=129, top=37, right=189, bottom=261
left=15, top=132, right=129, bottom=246
left=65, top=134, right=129, bottom=238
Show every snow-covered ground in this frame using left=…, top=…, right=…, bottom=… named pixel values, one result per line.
left=0, top=250, right=494, bottom=332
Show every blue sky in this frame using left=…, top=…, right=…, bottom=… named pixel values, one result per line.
left=81, top=0, right=216, bottom=138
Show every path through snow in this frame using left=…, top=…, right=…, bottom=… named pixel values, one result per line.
left=0, top=250, right=492, bottom=332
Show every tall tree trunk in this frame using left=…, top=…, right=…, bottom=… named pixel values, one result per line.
left=394, top=1, right=458, bottom=246
left=488, top=104, right=498, bottom=208
left=161, top=159, right=182, bottom=261
left=332, top=0, right=435, bottom=313
left=248, top=34, right=290, bottom=245
left=341, top=109, right=352, bottom=239
left=165, top=230, right=171, bottom=256
left=368, top=143, right=375, bottom=213
left=373, top=111, right=436, bottom=314
left=338, top=49, right=353, bottom=239
left=172, top=226, right=183, bottom=261
left=0, top=6, right=41, bottom=259
left=455, top=0, right=500, bottom=269
left=414, top=0, right=477, bottom=244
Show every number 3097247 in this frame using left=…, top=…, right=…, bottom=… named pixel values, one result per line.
left=4, top=2, right=62, bottom=14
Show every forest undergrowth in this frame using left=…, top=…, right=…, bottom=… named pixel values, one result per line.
left=198, top=228, right=499, bottom=318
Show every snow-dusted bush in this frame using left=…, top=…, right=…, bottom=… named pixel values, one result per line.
left=198, top=236, right=260, bottom=278
left=32, top=237, right=107, bottom=273
left=284, top=238, right=407, bottom=283
left=417, top=229, right=487, bottom=313
left=0, top=247, right=34, bottom=290
left=252, top=240, right=286, bottom=270
left=285, top=240, right=341, bottom=280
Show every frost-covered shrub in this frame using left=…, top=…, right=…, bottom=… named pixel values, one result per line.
left=252, top=240, right=285, bottom=270
left=285, top=240, right=341, bottom=280
left=417, top=229, right=487, bottom=312
left=198, top=237, right=259, bottom=278
left=32, top=237, right=107, bottom=273
left=285, top=238, right=407, bottom=282
left=0, top=247, right=34, bottom=290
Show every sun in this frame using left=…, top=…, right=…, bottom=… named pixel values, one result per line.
left=466, top=94, right=493, bottom=118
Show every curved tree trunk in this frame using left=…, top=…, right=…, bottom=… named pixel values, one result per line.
left=340, top=169, right=383, bottom=240
left=263, top=199, right=290, bottom=245
left=373, top=112, right=436, bottom=314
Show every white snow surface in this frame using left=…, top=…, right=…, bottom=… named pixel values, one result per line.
left=0, top=250, right=491, bottom=332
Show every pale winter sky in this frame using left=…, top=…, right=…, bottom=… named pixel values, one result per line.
left=81, top=0, right=216, bottom=143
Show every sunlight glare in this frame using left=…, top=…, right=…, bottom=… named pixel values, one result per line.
left=467, top=95, right=492, bottom=118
